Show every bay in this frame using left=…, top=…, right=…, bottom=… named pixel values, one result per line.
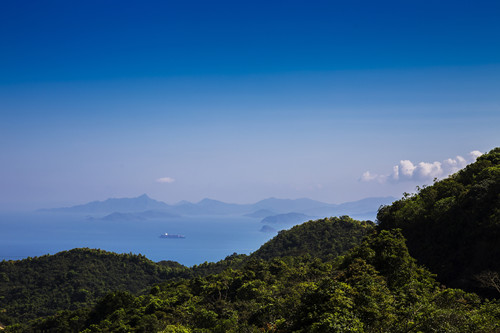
left=0, top=212, right=276, bottom=266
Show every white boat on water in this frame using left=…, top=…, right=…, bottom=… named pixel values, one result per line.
left=159, top=233, right=185, bottom=239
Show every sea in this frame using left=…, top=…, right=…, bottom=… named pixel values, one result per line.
left=0, top=212, right=277, bottom=266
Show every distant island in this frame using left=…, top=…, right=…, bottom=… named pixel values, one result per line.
left=260, top=212, right=313, bottom=225
left=41, top=194, right=396, bottom=221
left=86, top=210, right=180, bottom=221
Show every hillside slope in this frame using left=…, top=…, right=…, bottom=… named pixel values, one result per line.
left=252, top=215, right=375, bottom=261
left=0, top=216, right=373, bottom=327
left=0, top=248, right=189, bottom=325
left=16, top=229, right=500, bottom=332
left=377, top=147, right=500, bottom=296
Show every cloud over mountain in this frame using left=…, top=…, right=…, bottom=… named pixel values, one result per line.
left=361, top=151, right=482, bottom=183
left=156, top=177, right=175, bottom=184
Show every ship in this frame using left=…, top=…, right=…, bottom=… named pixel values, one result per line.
left=159, top=233, right=185, bottom=239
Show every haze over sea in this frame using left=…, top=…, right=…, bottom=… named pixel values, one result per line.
left=0, top=212, right=275, bottom=266
left=0, top=194, right=385, bottom=265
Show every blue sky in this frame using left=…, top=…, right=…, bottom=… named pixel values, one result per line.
left=1, top=0, right=499, bottom=210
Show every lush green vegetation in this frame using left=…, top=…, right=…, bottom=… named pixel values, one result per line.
left=0, top=249, right=189, bottom=326
left=251, top=216, right=374, bottom=261
left=0, top=217, right=368, bottom=328
left=9, top=230, right=500, bottom=332
left=2, top=147, right=499, bottom=331
left=0, top=249, right=257, bottom=327
left=377, top=147, right=500, bottom=296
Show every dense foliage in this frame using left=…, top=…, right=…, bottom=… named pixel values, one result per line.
left=251, top=216, right=374, bottom=261
left=10, top=230, right=500, bottom=332
left=0, top=249, right=189, bottom=325
left=377, top=147, right=500, bottom=296
left=2, top=147, right=499, bottom=331
left=0, top=217, right=371, bottom=328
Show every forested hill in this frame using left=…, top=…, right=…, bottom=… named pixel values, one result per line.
left=2, top=148, right=499, bottom=331
left=14, top=229, right=500, bottom=332
left=377, top=147, right=500, bottom=296
left=4, top=207, right=500, bottom=331
left=251, top=216, right=375, bottom=261
left=0, top=217, right=373, bottom=327
left=0, top=248, right=190, bottom=325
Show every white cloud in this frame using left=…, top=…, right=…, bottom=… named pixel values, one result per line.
left=469, top=150, right=483, bottom=160
left=156, top=177, right=175, bottom=184
left=359, top=171, right=387, bottom=183
left=399, top=160, right=417, bottom=179
left=415, top=161, right=442, bottom=180
left=361, top=150, right=482, bottom=184
left=360, top=171, right=378, bottom=182
left=442, top=155, right=467, bottom=175
left=391, top=165, right=399, bottom=181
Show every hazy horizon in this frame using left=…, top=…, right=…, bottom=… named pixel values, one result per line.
left=36, top=193, right=399, bottom=211
left=1, top=1, right=499, bottom=211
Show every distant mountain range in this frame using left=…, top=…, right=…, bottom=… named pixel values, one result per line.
left=41, top=194, right=169, bottom=214
left=41, top=194, right=396, bottom=221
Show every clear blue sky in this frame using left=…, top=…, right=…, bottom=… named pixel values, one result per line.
left=1, top=0, right=499, bottom=210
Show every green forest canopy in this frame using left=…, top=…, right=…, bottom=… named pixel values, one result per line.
left=377, top=147, right=500, bottom=296
left=2, top=147, right=499, bottom=332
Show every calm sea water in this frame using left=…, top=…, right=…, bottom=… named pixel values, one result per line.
left=0, top=212, right=276, bottom=266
